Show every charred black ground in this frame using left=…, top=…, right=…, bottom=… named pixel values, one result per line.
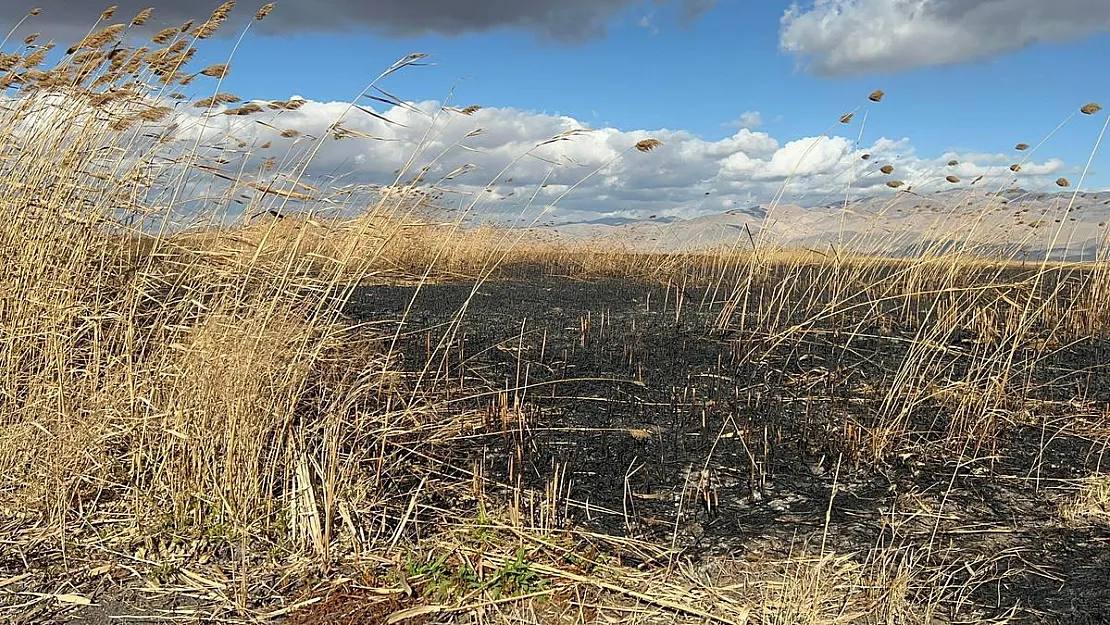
left=346, top=264, right=1110, bottom=625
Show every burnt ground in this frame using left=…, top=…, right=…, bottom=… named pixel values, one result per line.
left=344, top=269, right=1110, bottom=625
left=10, top=268, right=1110, bottom=624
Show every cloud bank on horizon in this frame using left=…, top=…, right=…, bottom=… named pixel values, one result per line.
left=143, top=96, right=1069, bottom=224
left=0, top=0, right=714, bottom=41
left=779, top=0, right=1110, bottom=76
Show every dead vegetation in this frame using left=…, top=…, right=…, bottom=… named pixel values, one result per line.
left=0, top=5, right=1108, bottom=625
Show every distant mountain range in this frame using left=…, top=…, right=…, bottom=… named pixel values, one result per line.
left=531, top=188, right=1110, bottom=261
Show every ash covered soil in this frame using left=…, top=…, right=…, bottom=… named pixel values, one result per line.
left=346, top=267, right=1110, bottom=625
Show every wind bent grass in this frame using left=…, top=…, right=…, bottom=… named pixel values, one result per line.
left=1, top=4, right=1109, bottom=624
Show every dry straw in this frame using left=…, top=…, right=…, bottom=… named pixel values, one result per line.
left=3, top=8, right=1108, bottom=625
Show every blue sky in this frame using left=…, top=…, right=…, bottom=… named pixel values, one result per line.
left=194, top=1, right=1110, bottom=161
left=4, top=0, right=1110, bottom=221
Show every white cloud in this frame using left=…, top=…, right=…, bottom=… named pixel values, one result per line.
left=727, top=111, right=764, bottom=129
left=779, top=0, right=1110, bottom=76
left=62, top=94, right=1075, bottom=226
left=636, top=12, right=660, bottom=36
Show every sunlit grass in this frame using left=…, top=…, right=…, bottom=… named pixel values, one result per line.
left=0, top=4, right=1107, bottom=623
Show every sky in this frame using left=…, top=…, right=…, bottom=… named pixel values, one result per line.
left=3, top=0, right=1110, bottom=223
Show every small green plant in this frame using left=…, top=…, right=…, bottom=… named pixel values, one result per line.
left=404, top=550, right=451, bottom=580
left=397, top=546, right=546, bottom=601
left=483, top=548, right=546, bottom=599
left=149, top=562, right=178, bottom=585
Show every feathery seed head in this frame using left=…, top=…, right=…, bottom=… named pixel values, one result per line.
left=131, top=8, right=153, bottom=25
left=1081, top=102, right=1102, bottom=115
left=108, top=115, right=136, bottom=131
left=21, top=48, right=48, bottom=69
left=224, top=102, right=263, bottom=115
left=635, top=138, right=662, bottom=152
left=152, top=26, right=177, bottom=44
left=80, top=23, right=126, bottom=50
left=200, top=63, right=230, bottom=78
left=193, top=92, right=241, bottom=107
left=137, top=105, right=173, bottom=122
left=193, top=22, right=219, bottom=38
left=868, top=89, right=884, bottom=102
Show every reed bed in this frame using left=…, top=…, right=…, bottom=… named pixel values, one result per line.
left=1, top=4, right=1108, bottom=624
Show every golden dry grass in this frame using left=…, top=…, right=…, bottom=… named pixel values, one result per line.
left=1, top=6, right=1108, bottom=624
left=1060, top=474, right=1110, bottom=525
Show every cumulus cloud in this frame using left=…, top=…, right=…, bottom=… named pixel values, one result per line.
left=726, top=111, right=764, bottom=129
left=2, top=0, right=714, bottom=43
left=779, top=0, right=1110, bottom=76
left=135, top=94, right=1071, bottom=224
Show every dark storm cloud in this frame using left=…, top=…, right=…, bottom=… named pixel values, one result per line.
left=1, top=0, right=715, bottom=42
